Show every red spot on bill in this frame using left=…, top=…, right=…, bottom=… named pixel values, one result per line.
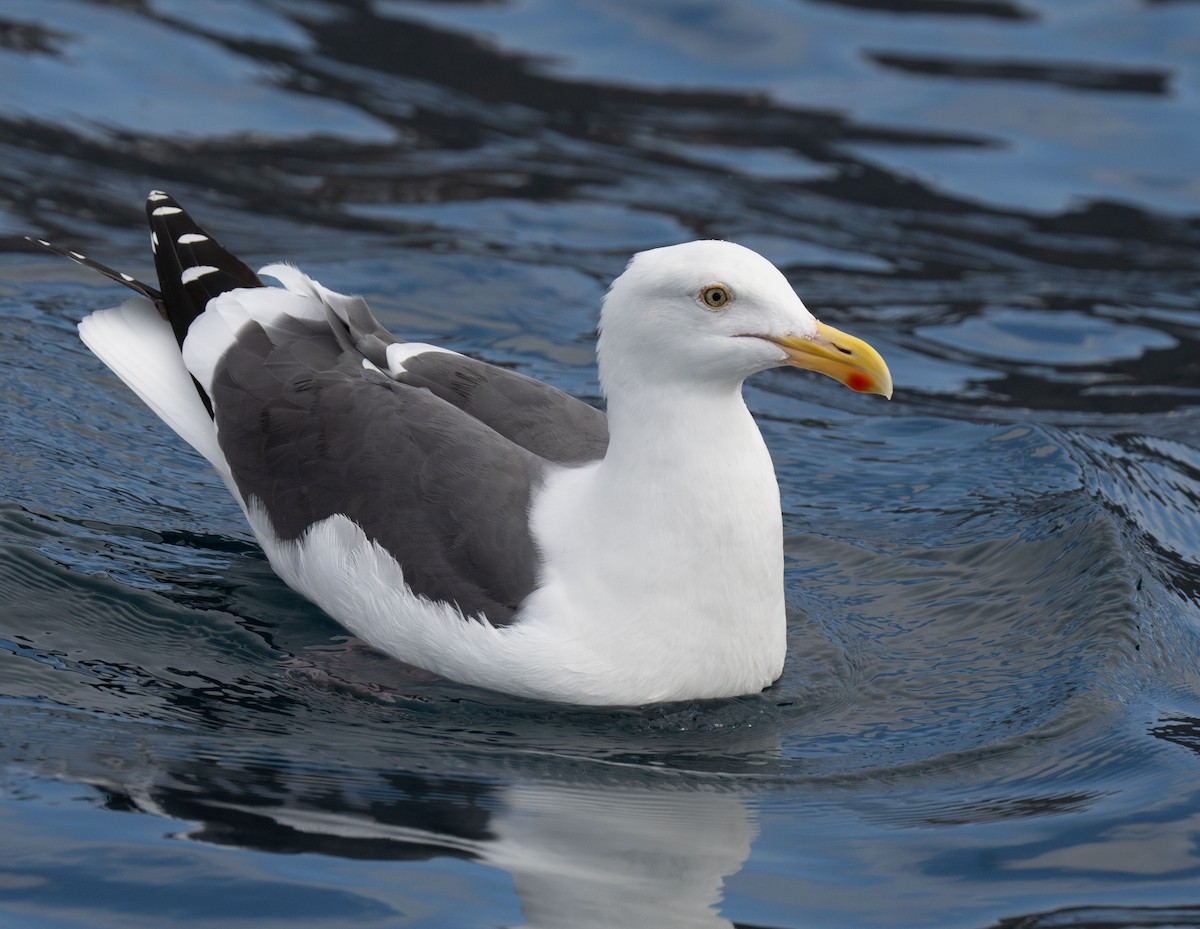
left=847, top=371, right=872, bottom=393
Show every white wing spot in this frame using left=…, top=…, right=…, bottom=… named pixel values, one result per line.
left=152, top=205, right=183, bottom=217
left=385, top=341, right=458, bottom=376
left=151, top=231, right=158, bottom=252
left=68, top=251, right=86, bottom=260
left=148, top=191, right=169, bottom=201
left=177, top=233, right=208, bottom=245
left=181, top=265, right=220, bottom=285
left=120, top=273, right=135, bottom=282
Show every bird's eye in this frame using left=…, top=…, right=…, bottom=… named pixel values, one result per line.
left=700, top=284, right=731, bottom=310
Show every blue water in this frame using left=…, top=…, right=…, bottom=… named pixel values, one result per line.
left=2, top=1, right=1200, bottom=926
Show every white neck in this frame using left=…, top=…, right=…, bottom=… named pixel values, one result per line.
left=518, top=378, right=787, bottom=704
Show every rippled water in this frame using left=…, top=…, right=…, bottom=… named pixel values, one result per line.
left=2, top=1, right=1200, bottom=927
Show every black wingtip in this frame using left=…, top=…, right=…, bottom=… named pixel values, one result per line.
left=27, top=235, right=165, bottom=307
left=144, top=191, right=264, bottom=349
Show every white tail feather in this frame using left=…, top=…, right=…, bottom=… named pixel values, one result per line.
left=78, top=297, right=227, bottom=475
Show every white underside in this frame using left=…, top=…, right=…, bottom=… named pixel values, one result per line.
left=247, top=488, right=784, bottom=705
left=79, top=271, right=787, bottom=706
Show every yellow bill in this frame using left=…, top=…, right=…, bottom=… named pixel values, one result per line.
left=762, top=321, right=893, bottom=399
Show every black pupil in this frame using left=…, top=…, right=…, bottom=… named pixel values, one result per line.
left=708, top=289, right=724, bottom=305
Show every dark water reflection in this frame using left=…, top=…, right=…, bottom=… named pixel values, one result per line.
left=2, top=0, right=1200, bottom=927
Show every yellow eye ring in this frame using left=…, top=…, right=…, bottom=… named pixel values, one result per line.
left=701, top=284, right=731, bottom=310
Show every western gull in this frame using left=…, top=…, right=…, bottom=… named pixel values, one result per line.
left=32, top=192, right=891, bottom=706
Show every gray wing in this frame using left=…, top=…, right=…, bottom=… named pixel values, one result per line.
left=396, top=353, right=608, bottom=465
left=41, top=191, right=606, bottom=627
left=212, top=316, right=549, bottom=625
left=322, top=290, right=609, bottom=465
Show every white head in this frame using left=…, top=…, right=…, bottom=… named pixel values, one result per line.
left=597, top=240, right=891, bottom=399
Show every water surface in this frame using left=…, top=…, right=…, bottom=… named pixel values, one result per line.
left=2, top=1, right=1200, bottom=927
